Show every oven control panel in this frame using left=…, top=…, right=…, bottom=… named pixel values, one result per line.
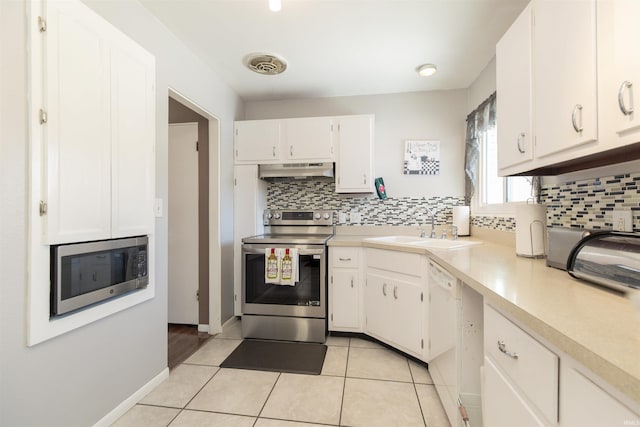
left=263, top=210, right=334, bottom=226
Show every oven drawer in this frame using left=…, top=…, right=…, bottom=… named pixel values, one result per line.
left=331, top=247, right=359, bottom=268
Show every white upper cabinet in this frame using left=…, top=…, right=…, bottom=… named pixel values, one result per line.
left=497, top=3, right=534, bottom=173
left=334, top=115, right=374, bottom=193
left=533, top=0, right=598, bottom=159
left=110, top=24, right=156, bottom=238
left=281, top=117, right=333, bottom=161
left=42, top=0, right=155, bottom=244
left=234, top=120, right=281, bottom=163
left=597, top=0, right=640, bottom=148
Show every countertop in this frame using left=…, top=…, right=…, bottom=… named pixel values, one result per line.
left=328, top=231, right=640, bottom=406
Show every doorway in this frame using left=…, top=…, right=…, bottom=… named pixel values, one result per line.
left=168, top=122, right=199, bottom=325
left=167, top=90, right=222, bottom=364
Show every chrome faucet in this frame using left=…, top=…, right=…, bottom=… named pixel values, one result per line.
left=413, top=207, right=437, bottom=238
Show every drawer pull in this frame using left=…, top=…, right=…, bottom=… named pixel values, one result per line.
left=338, top=257, right=352, bottom=261
left=382, top=283, right=388, bottom=296
left=393, top=285, right=398, bottom=300
left=618, top=80, right=634, bottom=116
left=497, top=340, right=519, bottom=360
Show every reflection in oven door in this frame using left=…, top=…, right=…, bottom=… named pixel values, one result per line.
left=245, top=253, right=320, bottom=306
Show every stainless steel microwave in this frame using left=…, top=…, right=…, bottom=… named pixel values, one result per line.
left=50, top=236, right=148, bottom=317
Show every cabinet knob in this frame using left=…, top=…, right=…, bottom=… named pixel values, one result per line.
left=618, top=80, right=634, bottom=116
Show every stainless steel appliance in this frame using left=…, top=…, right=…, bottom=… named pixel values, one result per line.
left=241, top=210, right=334, bottom=343
left=547, top=227, right=592, bottom=270
left=51, top=236, right=148, bottom=316
left=567, top=231, right=640, bottom=293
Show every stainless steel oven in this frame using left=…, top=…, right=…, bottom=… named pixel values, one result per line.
left=241, top=210, right=333, bottom=343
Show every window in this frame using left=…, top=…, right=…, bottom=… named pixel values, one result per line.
left=478, top=125, right=532, bottom=209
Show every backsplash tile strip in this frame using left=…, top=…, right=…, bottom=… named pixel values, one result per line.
left=267, top=181, right=464, bottom=227
left=266, top=169, right=640, bottom=232
left=541, top=171, right=640, bottom=231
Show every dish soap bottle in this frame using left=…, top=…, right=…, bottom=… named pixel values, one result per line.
left=267, top=248, right=278, bottom=280
left=281, top=248, right=292, bottom=281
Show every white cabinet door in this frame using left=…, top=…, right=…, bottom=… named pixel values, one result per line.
left=561, top=367, right=639, bottom=427
left=335, top=115, right=374, bottom=193
left=234, top=120, right=280, bottom=163
left=391, top=278, right=423, bottom=355
left=612, top=1, right=640, bottom=138
left=483, top=357, right=546, bottom=427
left=533, top=0, right=598, bottom=158
left=365, top=272, right=392, bottom=340
left=233, top=165, right=266, bottom=315
left=281, top=117, right=333, bottom=161
left=330, top=269, right=360, bottom=330
left=44, top=0, right=112, bottom=243
left=110, top=31, right=155, bottom=238
left=497, top=3, right=534, bottom=172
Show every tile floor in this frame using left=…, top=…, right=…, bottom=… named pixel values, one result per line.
left=113, top=319, right=451, bottom=427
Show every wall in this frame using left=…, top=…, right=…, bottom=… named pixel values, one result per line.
left=467, top=57, right=496, bottom=114
left=245, top=90, right=468, bottom=199
left=168, top=98, right=209, bottom=325
left=0, top=1, right=242, bottom=426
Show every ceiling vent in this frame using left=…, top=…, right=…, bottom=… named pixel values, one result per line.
left=246, top=54, right=287, bottom=75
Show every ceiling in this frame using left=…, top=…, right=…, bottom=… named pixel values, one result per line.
left=140, top=0, right=528, bottom=102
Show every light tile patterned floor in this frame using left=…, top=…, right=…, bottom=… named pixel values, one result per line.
left=113, top=319, right=451, bottom=427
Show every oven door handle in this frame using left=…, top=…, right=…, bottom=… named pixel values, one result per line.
left=242, top=247, right=325, bottom=256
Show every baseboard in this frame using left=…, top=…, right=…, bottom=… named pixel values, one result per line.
left=93, top=367, right=169, bottom=427
left=197, top=323, right=209, bottom=333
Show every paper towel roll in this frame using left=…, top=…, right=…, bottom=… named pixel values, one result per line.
left=452, top=206, right=470, bottom=236
left=516, top=204, right=547, bottom=258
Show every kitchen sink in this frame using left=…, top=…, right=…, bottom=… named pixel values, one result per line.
left=408, top=239, right=482, bottom=249
left=363, top=235, right=422, bottom=245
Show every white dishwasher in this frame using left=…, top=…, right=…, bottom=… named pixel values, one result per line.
left=428, top=259, right=483, bottom=427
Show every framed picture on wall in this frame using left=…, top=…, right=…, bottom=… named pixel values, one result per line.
left=403, top=140, right=440, bottom=175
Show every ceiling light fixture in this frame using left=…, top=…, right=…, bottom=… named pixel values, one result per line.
left=417, top=64, right=437, bottom=77
left=269, top=0, right=281, bottom=12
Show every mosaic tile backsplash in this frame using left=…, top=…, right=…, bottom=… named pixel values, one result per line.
left=541, top=171, right=640, bottom=231
left=267, top=170, right=640, bottom=232
left=267, top=180, right=464, bottom=227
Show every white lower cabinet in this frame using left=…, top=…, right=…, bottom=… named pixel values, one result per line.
left=484, top=356, right=546, bottom=427
left=483, top=303, right=640, bottom=427
left=329, top=246, right=362, bottom=331
left=561, top=365, right=639, bottom=427
left=364, top=248, right=426, bottom=358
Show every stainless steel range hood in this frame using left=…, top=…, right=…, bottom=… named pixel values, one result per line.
left=258, top=162, right=334, bottom=180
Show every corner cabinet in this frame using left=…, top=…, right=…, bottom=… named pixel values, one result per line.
left=41, top=0, right=155, bottom=244
left=328, top=246, right=363, bottom=332
left=364, top=248, right=426, bottom=358
left=334, top=115, right=374, bottom=193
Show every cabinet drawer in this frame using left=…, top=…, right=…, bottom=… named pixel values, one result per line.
left=484, top=304, right=559, bottom=424
left=366, top=248, right=422, bottom=277
left=331, top=247, right=359, bottom=268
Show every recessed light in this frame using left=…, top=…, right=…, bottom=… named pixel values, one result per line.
left=417, top=64, right=437, bottom=77
left=269, top=0, right=281, bottom=12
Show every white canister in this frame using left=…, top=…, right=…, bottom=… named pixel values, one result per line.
left=515, top=203, right=547, bottom=258
left=452, top=206, right=470, bottom=236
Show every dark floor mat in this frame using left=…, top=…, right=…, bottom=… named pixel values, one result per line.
left=220, top=339, right=327, bottom=375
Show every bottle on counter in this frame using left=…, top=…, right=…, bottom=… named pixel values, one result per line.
left=267, top=248, right=278, bottom=279
left=281, top=248, right=292, bottom=281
